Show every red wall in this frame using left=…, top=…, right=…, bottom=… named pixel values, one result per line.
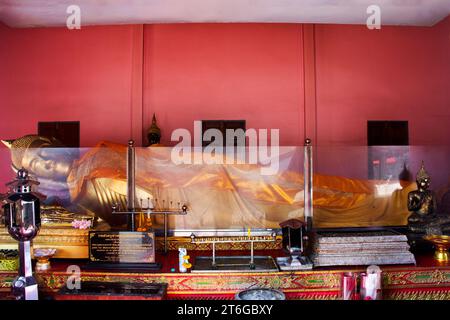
left=143, top=24, right=304, bottom=146
left=315, top=22, right=449, bottom=147
left=0, top=24, right=142, bottom=186
left=0, top=18, right=449, bottom=190
left=0, top=23, right=305, bottom=148
left=314, top=18, right=450, bottom=184
left=0, top=24, right=139, bottom=146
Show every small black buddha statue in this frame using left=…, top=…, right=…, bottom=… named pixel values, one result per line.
left=407, top=162, right=450, bottom=235
left=147, top=113, right=162, bottom=147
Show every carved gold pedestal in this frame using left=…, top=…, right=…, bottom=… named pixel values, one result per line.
left=0, top=227, right=88, bottom=259
left=424, top=235, right=450, bottom=262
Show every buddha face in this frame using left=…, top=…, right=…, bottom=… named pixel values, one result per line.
left=21, top=147, right=74, bottom=181
left=417, top=177, right=430, bottom=191
left=148, top=132, right=161, bottom=146
left=3, top=135, right=76, bottom=182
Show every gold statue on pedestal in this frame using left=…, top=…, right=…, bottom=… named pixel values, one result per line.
left=407, top=162, right=450, bottom=235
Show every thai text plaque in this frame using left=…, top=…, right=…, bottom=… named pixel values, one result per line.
left=89, top=231, right=155, bottom=263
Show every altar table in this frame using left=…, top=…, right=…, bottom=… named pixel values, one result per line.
left=1, top=252, right=449, bottom=300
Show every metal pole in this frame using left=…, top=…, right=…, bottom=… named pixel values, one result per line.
left=300, top=227, right=303, bottom=253
left=20, top=241, right=33, bottom=278
left=15, top=241, right=38, bottom=300
left=127, top=140, right=136, bottom=231
left=304, top=138, right=313, bottom=231
left=212, top=242, right=216, bottom=267
left=164, top=213, right=168, bottom=254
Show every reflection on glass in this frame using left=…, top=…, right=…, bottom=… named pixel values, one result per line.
left=1, top=136, right=449, bottom=231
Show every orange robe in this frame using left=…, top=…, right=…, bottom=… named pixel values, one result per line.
left=67, top=141, right=411, bottom=229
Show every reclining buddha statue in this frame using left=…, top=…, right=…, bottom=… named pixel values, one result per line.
left=1, top=134, right=419, bottom=231
left=1, top=135, right=93, bottom=228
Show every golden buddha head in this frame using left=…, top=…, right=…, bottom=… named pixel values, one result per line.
left=416, top=162, right=431, bottom=190
left=147, top=113, right=161, bottom=146
left=2, top=135, right=74, bottom=181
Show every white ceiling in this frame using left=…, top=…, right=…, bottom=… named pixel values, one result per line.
left=0, top=0, right=449, bottom=28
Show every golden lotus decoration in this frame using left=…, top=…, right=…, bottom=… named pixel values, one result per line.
left=33, top=248, right=57, bottom=271
left=423, top=235, right=450, bottom=262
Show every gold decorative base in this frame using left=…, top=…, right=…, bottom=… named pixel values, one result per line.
left=36, top=259, right=51, bottom=271
left=0, top=227, right=88, bottom=259
left=424, top=235, right=450, bottom=262
left=435, top=250, right=449, bottom=262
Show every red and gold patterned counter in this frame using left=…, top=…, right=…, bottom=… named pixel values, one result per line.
left=1, top=252, right=450, bottom=300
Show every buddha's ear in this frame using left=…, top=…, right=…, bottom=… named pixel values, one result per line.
left=1, top=140, right=13, bottom=149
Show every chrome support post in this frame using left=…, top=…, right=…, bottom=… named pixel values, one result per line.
left=304, top=138, right=314, bottom=231
left=127, top=140, right=136, bottom=231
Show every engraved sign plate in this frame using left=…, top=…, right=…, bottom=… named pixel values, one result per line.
left=89, top=231, right=155, bottom=264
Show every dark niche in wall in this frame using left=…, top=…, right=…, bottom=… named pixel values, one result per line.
left=367, top=120, right=409, bottom=181
left=201, top=120, right=246, bottom=147
left=38, top=121, right=80, bottom=148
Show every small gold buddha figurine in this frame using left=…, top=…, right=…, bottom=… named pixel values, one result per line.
left=407, top=162, right=450, bottom=235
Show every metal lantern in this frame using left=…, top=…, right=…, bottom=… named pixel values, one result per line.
left=277, top=218, right=313, bottom=270
left=280, top=219, right=306, bottom=256
left=3, top=168, right=43, bottom=300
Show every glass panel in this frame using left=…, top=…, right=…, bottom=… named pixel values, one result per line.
left=136, top=146, right=304, bottom=232
left=1, top=144, right=448, bottom=232
left=315, top=145, right=450, bottom=228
